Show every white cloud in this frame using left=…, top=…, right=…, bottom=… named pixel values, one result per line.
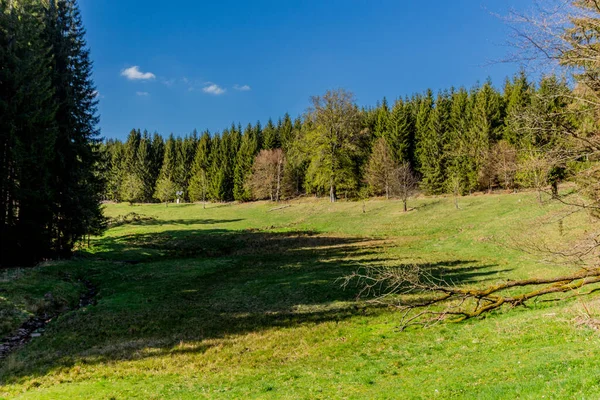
left=121, top=66, right=156, bottom=80
left=233, top=84, right=251, bottom=91
left=136, top=91, right=150, bottom=96
left=202, top=83, right=226, bottom=95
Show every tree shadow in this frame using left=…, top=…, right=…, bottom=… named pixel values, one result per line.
left=131, top=218, right=245, bottom=227
left=1, top=227, right=502, bottom=385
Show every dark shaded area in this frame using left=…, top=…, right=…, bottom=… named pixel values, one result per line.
left=132, top=218, right=244, bottom=226
left=0, top=223, right=500, bottom=384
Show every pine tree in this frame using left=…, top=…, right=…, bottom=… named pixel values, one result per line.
left=419, top=91, right=450, bottom=194
left=233, top=123, right=259, bottom=201
left=1, top=0, right=57, bottom=265
left=208, top=133, right=227, bottom=201
left=414, top=90, right=434, bottom=175
left=123, top=129, right=141, bottom=172
left=468, top=80, right=504, bottom=191
left=154, top=134, right=177, bottom=202
left=374, top=97, right=390, bottom=138
left=445, top=87, right=473, bottom=194
left=45, top=0, right=105, bottom=257
left=189, top=131, right=212, bottom=204
left=150, top=132, right=164, bottom=196
left=279, top=113, right=294, bottom=151
left=106, top=140, right=124, bottom=201
left=503, top=70, right=532, bottom=145
left=387, top=98, right=414, bottom=165
left=262, top=118, right=279, bottom=150
left=365, top=138, right=397, bottom=198
left=136, top=131, right=154, bottom=202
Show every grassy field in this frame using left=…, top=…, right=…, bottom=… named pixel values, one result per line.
left=2, top=192, right=600, bottom=399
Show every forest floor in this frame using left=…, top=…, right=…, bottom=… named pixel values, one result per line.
left=2, top=192, right=600, bottom=399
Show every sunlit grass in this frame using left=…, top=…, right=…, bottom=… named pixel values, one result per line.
left=1, top=191, right=599, bottom=399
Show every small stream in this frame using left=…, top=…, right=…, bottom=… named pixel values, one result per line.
left=0, top=280, right=97, bottom=360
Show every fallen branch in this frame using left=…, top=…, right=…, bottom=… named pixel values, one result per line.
left=268, top=205, right=291, bottom=212
left=341, top=265, right=600, bottom=329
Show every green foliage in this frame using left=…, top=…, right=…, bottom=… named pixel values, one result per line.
left=233, top=124, right=259, bottom=201
left=419, top=91, right=450, bottom=194
left=154, top=177, right=176, bottom=204
left=120, top=173, right=145, bottom=204
left=99, top=75, right=578, bottom=207
left=262, top=118, right=279, bottom=150
left=188, top=131, right=211, bottom=202
left=1, top=0, right=105, bottom=266
left=304, top=89, right=366, bottom=201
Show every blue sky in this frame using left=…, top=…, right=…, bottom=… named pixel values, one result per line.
left=79, top=0, right=526, bottom=140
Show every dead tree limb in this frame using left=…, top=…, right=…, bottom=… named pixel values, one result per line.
left=341, top=265, right=600, bottom=329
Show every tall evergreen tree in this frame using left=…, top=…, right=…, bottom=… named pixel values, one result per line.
left=45, top=0, right=105, bottom=257
left=0, top=0, right=57, bottom=265
left=233, top=123, right=259, bottom=201
left=262, top=118, right=279, bottom=150
left=374, top=97, right=390, bottom=138
left=136, top=130, right=154, bottom=202
left=106, top=140, right=124, bottom=201
left=154, top=134, right=177, bottom=202
left=387, top=98, right=414, bottom=165
left=189, top=131, right=212, bottom=203
left=419, top=91, right=450, bottom=194
left=503, top=70, right=532, bottom=145
left=150, top=132, right=164, bottom=196
left=414, top=90, right=434, bottom=174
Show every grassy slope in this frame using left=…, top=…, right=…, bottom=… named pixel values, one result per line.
left=1, top=193, right=600, bottom=399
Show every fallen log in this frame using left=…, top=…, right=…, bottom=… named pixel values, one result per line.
left=268, top=205, right=291, bottom=212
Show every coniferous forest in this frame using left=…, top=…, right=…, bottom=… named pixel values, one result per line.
left=0, top=0, right=581, bottom=269
left=100, top=73, right=573, bottom=205
left=0, top=0, right=103, bottom=266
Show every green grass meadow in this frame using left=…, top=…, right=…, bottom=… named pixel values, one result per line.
left=2, top=192, right=600, bottom=399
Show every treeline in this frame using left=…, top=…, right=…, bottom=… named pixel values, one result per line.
left=1, top=0, right=103, bottom=266
left=102, top=72, right=571, bottom=204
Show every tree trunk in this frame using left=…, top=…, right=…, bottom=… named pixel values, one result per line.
left=330, top=183, right=336, bottom=203
left=551, top=181, right=559, bottom=198
left=403, top=200, right=407, bottom=212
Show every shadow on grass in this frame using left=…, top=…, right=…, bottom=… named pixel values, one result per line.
left=1, top=227, right=501, bottom=384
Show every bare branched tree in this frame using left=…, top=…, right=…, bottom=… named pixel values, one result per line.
left=247, top=149, right=286, bottom=202
left=392, top=162, right=419, bottom=212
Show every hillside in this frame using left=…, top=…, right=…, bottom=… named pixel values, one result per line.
left=1, top=192, right=599, bottom=399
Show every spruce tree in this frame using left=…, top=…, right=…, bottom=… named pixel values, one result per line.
left=388, top=98, right=414, bottom=165
left=233, top=123, right=259, bottom=201
left=1, top=0, right=57, bottom=265
left=419, top=91, right=450, bottom=194
left=279, top=113, right=294, bottom=151
left=136, top=131, right=154, bottom=202
left=154, top=134, right=177, bottom=203
left=262, top=118, right=279, bottom=150
left=468, top=80, right=504, bottom=190
left=503, top=70, right=532, bottom=145
left=45, top=0, right=105, bottom=257
left=445, top=87, right=473, bottom=194
left=189, top=131, right=212, bottom=203
left=150, top=132, right=164, bottom=196
left=374, top=97, right=390, bottom=138
left=106, top=141, right=124, bottom=201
